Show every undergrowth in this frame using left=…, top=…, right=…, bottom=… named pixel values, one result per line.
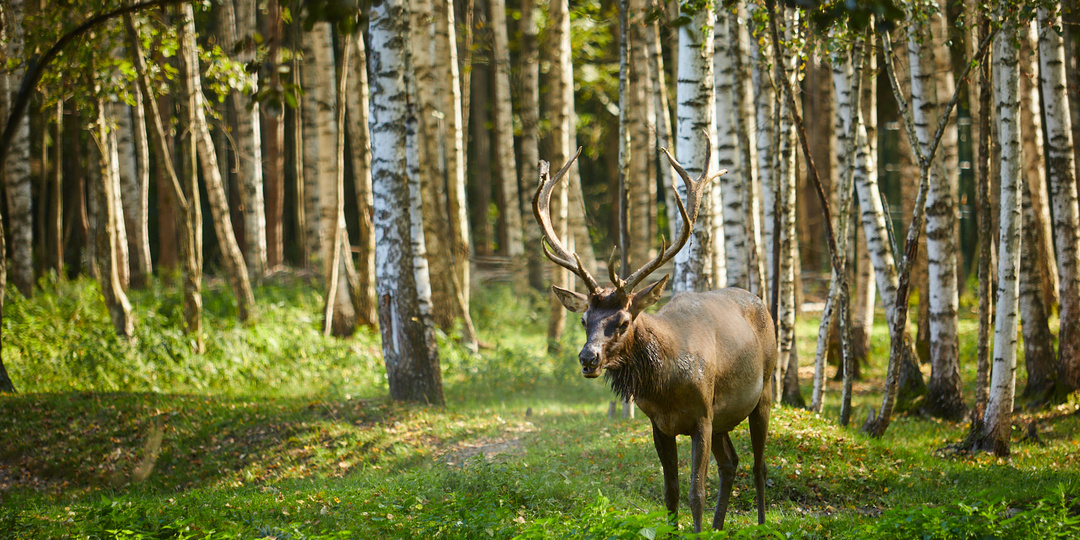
left=0, top=274, right=1078, bottom=539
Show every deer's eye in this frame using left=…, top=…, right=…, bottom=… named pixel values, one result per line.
left=618, top=320, right=630, bottom=333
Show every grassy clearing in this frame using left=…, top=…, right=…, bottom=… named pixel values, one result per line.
left=1, top=275, right=1078, bottom=539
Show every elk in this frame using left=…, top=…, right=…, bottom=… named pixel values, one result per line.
left=533, top=141, right=776, bottom=532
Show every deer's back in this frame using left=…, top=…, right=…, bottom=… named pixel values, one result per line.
left=645, top=288, right=776, bottom=434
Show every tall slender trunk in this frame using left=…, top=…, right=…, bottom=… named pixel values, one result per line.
left=672, top=5, right=717, bottom=294
left=629, top=0, right=655, bottom=274
left=323, top=39, right=357, bottom=338
left=776, top=9, right=801, bottom=407
left=435, top=0, right=473, bottom=322
left=48, top=102, right=62, bottom=275
left=300, top=29, right=324, bottom=268
left=547, top=0, right=575, bottom=349
left=93, top=101, right=134, bottom=338
left=733, top=1, right=763, bottom=298
left=230, top=0, right=267, bottom=278
left=976, top=16, right=1022, bottom=456
left=715, top=6, right=747, bottom=289
left=309, top=22, right=339, bottom=273
left=346, top=31, right=377, bottom=327
left=647, top=4, right=676, bottom=247
left=469, top=39, right=493, bottom=257
left=261, top=0, right=284, bottom=270
left=126, top=12, right=202, bottom=350
left=908, top=5, right=964, bottom=420
left=521, top=0, right=544, bottom=290
left=2, top=0, right=33, bottom=297
left=973, top=14, right=993, bottom=416
left=1039, top=5, right=1080, bottom=398
left=412, top=0, right=459, bottom=332
left=1019, top=179, right=1056, bottom=401
left=106, top=102, right=131, bottom=291
left=128, top=82, right=153, bottom=287
left=371, top=0, right=444, bottom=405
left=180, top=2, right=254, bottom=321
left=490, top=0, right=523, bottom=272
left=1019, top=21, right=1058, bottom=310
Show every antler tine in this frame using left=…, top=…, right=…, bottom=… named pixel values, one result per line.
left=533, top=148, right=602, bottom=293
left=607, top=247, right=626, bottom=292
left=623, top=133, right=722, bottom=292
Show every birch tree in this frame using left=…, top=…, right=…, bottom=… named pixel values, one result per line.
left=907, top=1, right=963, bottom=420
left=547, top=0, right=575, bottom=348
left=435, top=0, right=473, bottom=317
left=180, top=2, right=255, bottom=321
left=715, top=5, right=748, bottom=289
left=975, top=15, right=1022, bottom=455
left=93, top=101, right=134, bottom=337
left=1038, top=5, right=1080, bottom=400
left=125, top=12, right=203, bottom=351
left=672, top=2, right=717, bottom=294
left=230, top=0, right=267, bottom=278
left=370, top=0, right=444, bottom=405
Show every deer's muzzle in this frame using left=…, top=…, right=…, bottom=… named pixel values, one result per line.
left=579, top=346, right=603, bottom=378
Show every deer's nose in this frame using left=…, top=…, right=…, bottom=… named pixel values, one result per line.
left=579, top=347, right=602, bottom=377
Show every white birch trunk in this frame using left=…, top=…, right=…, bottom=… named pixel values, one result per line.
left=232, top=0, right=267, bottom=278
left=435, top=0, right=471, bottom=306
left=1019, top=19, right=1058, bottom=309
left=1, top=0, right=32, bottom=297
left=370, top=0, right=444, bottom=405
left=753, top=23, right=776, bottom=305
left=106, top=116, right=131, bottom=291
left=979, top=21, right=1022, bottom=455
left=129, top=82, right=153, bottom=288
left=714, top=7, right=746, bottom=289
left=776, top=11, right=798, bottom=403
left=673, top=7, right=717, bottom=294
left=94, top=103, right=134, bottom=338
left=180, top=3, right=255, bottom=321
left=907, top=7, right=963, bottom=419
left=110, top=65, right=146, bottom=289
left=734, top=2, right=763, bottom=296
left=1038, top=5, right=1080, bottom=394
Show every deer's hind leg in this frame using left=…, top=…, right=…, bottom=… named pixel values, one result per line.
left=748, top=398, right=770, bottom=524
left=711, top=431, right=738, bottom=530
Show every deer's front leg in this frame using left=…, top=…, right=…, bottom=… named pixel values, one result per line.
left=651, top=422, right=679, bottom=525
left=688, top=421, right=712, bottom=533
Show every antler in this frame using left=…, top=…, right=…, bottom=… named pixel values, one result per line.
left=620, top=133, right=721, bottom=293
left=534, top=148, right=603, bottom=294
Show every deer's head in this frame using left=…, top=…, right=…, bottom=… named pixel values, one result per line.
left=534, top=138, right=719, bottom=378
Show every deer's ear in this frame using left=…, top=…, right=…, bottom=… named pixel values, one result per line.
left=552, top=285, right=589, bottom=313
left=630, top=275, right=669, bottom=316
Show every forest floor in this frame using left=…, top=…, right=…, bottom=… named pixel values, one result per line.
left=1, top=274, right=1079, bottom=539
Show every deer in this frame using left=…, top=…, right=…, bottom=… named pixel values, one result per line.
left=533, top=139, right=776, bottom=533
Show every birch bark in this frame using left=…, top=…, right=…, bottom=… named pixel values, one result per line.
left=180, top=3, right=255, bottom=321
left=94, top=102, right=134, bottom=338
left=715, top=6, right=747, bottom=289
left=977, top=18, right=1022, bottom=456
left=673, top=5, right=717, bottom=294
left=1038, top=5, right=1080, bottom=397
left=232, top=0, right=267, bottom=278
left=907, top=4, right=963, bottom=420
left=490, top=0, right=523, bottom=271
left=370, top=0, right=444, bottom=405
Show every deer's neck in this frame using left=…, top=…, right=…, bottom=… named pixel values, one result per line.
left=605, top=316, right=673, bottom=402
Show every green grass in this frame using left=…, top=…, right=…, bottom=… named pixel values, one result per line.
left=1, top=274, right=1078, bottom=539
